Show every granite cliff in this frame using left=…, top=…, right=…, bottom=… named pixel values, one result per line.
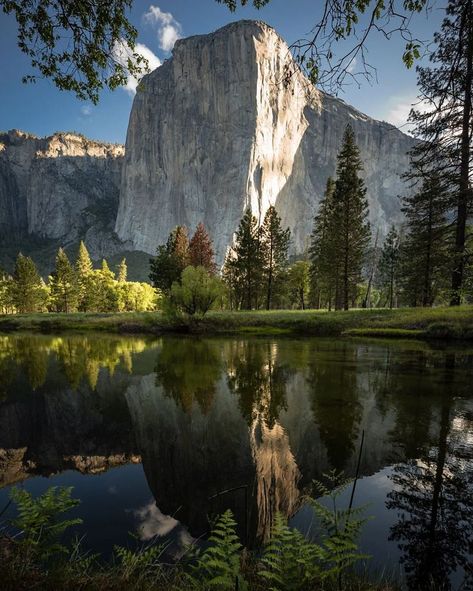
left=116, top=20, right=416, bottom=260
left=0, top=129, right=126, bottom=273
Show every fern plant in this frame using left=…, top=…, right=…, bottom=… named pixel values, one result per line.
left=10, top=486, right=82, bottom=563
left=310, top=470, right=370, bottom=587
left=188, top=509, right=246, bottom=590
left=114, top=542, right=166, bottom=581
left=259, top=512, right=322, bottom=591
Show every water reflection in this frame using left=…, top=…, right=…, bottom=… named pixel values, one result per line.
left=0, top=334, right=472, bottom=587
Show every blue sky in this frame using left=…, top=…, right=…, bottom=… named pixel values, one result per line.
left=0, top=0, right=445, bottom=144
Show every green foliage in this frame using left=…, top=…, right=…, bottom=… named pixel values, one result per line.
left=117, top=257, right=128, bottom=282
left=259, top=513, right=321, bottom=590
left=287, top=260, right=311, bottom=310
left=49, top=247, right=78, bottom=313
left=260, top=206, right=291, bottom=310
left=150, top=226, right=190, bottom=293
left=114, top=543, right=165, bottom=580
left=11, top=253, right=49, bottom=313
left=309, top=177, right=337, bottom=309
left=310, top=127, right=370, bottom=311
left=10, top=486, right=81, bottom=563
left=188, top=510, right=244, bottom=590
left=223, top=208, right=263, bottom=310
left=400, top=173, right=450, bottom=307
left=170, top=266, right=224, bottom=317
left=2, top=0, right=148, bottom=103
left=310, top=471, right=369, bottom=584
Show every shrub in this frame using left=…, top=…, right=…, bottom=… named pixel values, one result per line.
left=170, top=266, right=224, bottom=317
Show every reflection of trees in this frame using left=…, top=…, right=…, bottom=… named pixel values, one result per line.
left=0, top=335, right=147, bottom=393
left=226, top=340, right=300, bottom=541
left=307, top=343, right=362, bottom=471
left=154, top=338, right=221, bottom=414
left=387, top=395, right=473, bottom=590
left=226, top=341, right=289, bottom=428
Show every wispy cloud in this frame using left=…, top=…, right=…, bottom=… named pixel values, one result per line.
left=144, top=5, right=182, bottom=52
left=382, top=94, right=431, bottom=132
left=347, top=57, right=357, bottom=74
left=80, top=104, right=92, bottom=117
left=113, top=40, right=161, bottom=96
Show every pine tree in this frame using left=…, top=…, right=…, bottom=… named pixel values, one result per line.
left=378, top=226, right=401, bottom=309
left=408, top=0, right=473, bottom=304
left=75, top=240, right=94, bottom=312
left=49, top=247, right=77, bottom=312
left=309, top=177, right=338, bottom=309
left=117, top=258, right=127, bottom=282
left=225, top=208, right=263, bottom=310
left=332, top=126, right=371, bottom=310
left=189, top=222, right=217, bottom=273
left=400, top=174, right=450, bottom=306
left=97, top=258, right=119, bottom=312
left=11, top=253, right=47, bottom=313
left=260, top=206, right=291, bottom=309
left=149, top=226, right=189, bottom=292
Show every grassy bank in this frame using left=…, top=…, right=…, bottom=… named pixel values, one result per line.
left=1, top=305, right=473, bottom=339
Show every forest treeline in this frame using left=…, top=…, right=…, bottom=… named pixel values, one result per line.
left=0, top=243, right=158, bottom=314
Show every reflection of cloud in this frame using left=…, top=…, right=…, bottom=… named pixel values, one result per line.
left=113, top=39, right=161, bottom=95
left=134, top=500, right=194, bottom=556
left=144, top=5, right=182, bottom=51
left=108, top=485, right=118, bottom=495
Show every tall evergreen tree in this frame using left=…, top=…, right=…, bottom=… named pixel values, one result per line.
left=11, top=253, right=47, bottom=313
left=260, top=206, right=291, bottom=310
left=225, top=208, right=263, bottom=310
left=49, top=247, right=77, bottom=312
left=408, top=0, right=473, bottom=304
left=378, top=226, right=401, bottom=309
left=75, top=240, right=94, bottom=312
left=400, top=174, right=450, bottom=306
left=309, top=177, right=337, bottom=309
left=332, top=125, right=371, bottom=310
left=149, top=226, right=189, bottom=292
left=189, top=222, right=217, bottom=274
left=117, top=258, right=127, bottom=282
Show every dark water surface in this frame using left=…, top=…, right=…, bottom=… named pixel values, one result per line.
left=0, top=334, right=472, bottom=588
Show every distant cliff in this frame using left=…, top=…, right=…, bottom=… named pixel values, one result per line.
left=116, top=20, right=415, bottom=261
left=0, top=129, right=125, bottom=271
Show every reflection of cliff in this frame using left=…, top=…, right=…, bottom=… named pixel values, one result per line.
left=1, top=334, right=473, bottom=557
left=125, top=373, right=254, bottom=536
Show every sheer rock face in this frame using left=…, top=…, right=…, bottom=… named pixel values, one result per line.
left=116, top=20, right=415, bottom=261
left=0, top=130, right=124, bottom=258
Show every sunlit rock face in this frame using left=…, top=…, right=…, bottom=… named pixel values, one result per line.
left=0, top=129, right=124, bottom=259
left=116, top=20, right=415, bottom=261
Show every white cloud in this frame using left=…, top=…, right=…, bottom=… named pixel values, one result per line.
left=80, top=104, right=92, bottom=117
left=113, top=39, right=161, bottom=95
left=383, top=94, right=431, bottom=132
left=385, top=96, right=416, bottom=127
left=144, top=5, right=182, bottom=52
left=347, top=57, right=357, bottom=74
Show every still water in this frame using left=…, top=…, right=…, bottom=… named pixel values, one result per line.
left=0, top=334, right=472, bottom=588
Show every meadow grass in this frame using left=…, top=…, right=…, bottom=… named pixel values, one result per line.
left=0, top=305, right=473, bottom=339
